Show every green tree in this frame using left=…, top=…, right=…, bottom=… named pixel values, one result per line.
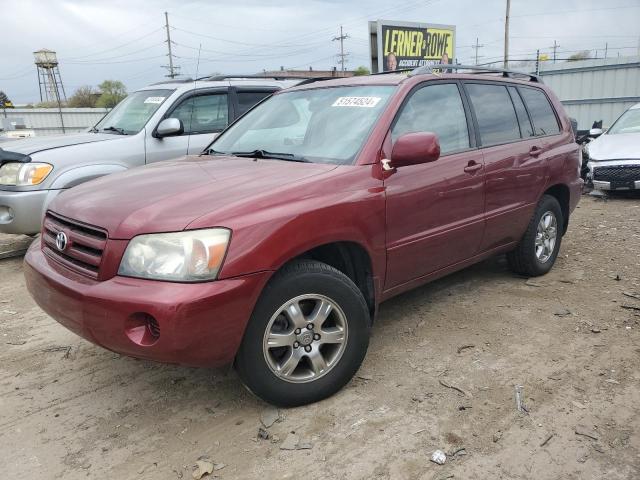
left=567, top=50, right=591, bottom=62
left=68, top=86, right=98, bottom=108
left=353, top=66, right=370, bottom=76
left=95, top=80, right=127, bottom=108
left=0, top=91, right=14, bottom=108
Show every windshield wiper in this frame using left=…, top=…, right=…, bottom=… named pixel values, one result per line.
left=88, top=126, right=99, bottom=133
left=231, top=149, right=309, bottom=162
left=206, top=148, right=227, bottom=156
left=102, top=126, right=127, bottom=135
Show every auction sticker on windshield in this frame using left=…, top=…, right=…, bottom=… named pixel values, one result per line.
left=332, top=97, right=382, bottom=108
left=144, top=97, right=166, bottom=104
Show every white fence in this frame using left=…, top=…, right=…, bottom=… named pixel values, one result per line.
left=1, top=108, right=109, bottom=136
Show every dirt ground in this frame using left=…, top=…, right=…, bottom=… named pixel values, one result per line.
left=1, top=193, right=639, bottom=480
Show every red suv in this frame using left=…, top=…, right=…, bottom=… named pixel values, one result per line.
left=24, top=66, right=583, bottom=406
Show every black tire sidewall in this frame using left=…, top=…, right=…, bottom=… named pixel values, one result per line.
left=236, top=261, right=370, bottom=407
left=528, top=195, right=563, bottom=275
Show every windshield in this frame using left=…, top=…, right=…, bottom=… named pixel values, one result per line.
left=607, top=107, right=640, bottom=135
left=210, top=85, right=396, bottom=164
left=94, top=89, right=173, bottom=135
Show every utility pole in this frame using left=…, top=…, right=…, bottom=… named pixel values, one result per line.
left=472, top=37, right=484, bottom=65
left=552, top=40, right=559, bottom=63
left=604, top=42, right=608, bottom=59
left=535, top=49, right=540, bottom=75
left=333, top=26, right=349, bottom=75
left=164, top=12, right=178, bottom=78
left=503, top=0, right=511, bottom=69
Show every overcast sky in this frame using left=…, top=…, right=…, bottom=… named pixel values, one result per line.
left=3, top=0, right=639, bottom=103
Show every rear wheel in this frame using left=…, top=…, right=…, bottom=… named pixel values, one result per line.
left=235, top=260, right=370, bottom=407
left=507, top=194, right=563, bottom=277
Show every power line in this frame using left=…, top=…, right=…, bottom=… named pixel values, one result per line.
left=64, top=43, right=165, bottom=64
left=59, top=28, right=164, bottom=61
left=58, top=54, right=167, bottom=65
left=510, top=4, right=640, bottom=18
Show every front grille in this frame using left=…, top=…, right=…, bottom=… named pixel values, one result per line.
left=593, top=165, right=640, bottom=182
left=42, top=211, right=107, bottom=279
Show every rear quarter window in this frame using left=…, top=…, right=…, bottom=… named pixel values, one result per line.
left=518, top=87, right=561, bottom=136
left=237, top=91, right=275, bottom=116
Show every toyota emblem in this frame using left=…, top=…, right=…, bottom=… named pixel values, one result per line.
left=55, top=231, right=68, bottom=252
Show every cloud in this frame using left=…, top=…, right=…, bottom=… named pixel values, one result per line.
left=2, top=0, right=638, bottom=103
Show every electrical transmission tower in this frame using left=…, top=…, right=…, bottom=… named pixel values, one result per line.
left=162, top=12, right=180, bottom=78
left=34, top=49, right=67, bottom=104
left=472, top=38, right=484, bottom=65
left=551, top=40, right=560, bottom=63
left=333, top=26, right=349, bottom=75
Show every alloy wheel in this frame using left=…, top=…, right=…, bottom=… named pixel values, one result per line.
left=262, top=294, right=348, bottom=383
left=535, top=211, right=557, bottom=263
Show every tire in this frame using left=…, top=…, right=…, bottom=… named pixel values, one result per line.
left=235, top=259, right=370, bottom=407
left=507, top=194, right=564, bottom=277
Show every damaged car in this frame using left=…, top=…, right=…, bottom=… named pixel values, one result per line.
left=585, top=103, right=640, bottom=191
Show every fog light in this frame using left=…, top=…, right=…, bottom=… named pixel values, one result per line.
left=0, top=206, right=14, bottom=223
left=125, top=312, right=160, bottom=346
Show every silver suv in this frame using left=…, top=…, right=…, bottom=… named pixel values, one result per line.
left=0, top=75, right=302, bottom=235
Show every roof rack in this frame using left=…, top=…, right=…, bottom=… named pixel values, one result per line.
left=294, top=76, right=339, bottom=86
left=196, top=74, right=320, bottom=81
left=370, top=68, right=413, bottom=76
left=409, top=64, right=541, bottom=83
left=150, top=78, right=194, bottom=85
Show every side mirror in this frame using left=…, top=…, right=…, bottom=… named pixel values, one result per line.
left=589, top=127, right=603, bottom=137
left=390, top=132, right=440, bottom=168
left=156, top=118, right=184, bottom=138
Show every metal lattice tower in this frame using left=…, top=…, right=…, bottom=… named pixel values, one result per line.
left=34, top=49, right=67, bottom=104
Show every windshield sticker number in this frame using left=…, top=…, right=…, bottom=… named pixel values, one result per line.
left=332, top=96, right=382, bottom=108
left=144, top=96, right=166, bottom=104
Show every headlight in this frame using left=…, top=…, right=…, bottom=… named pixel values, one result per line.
left=118, top=229, right=231, bottom=282
left=0, top=162, right=53, bottom=186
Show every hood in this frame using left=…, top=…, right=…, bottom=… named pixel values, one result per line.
left=588, top=132, right=640, bottom=161
left=50, top=156, right=339, bottom=239
left=1, top=132, right=121, bottom=155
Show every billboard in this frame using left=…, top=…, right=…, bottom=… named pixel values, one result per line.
left=368, top=20, right=456, bottom=73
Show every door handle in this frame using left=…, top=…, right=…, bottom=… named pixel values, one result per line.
left=464, top=161, right=483, bottom=173
left=529, top=146, right=543, bottom=157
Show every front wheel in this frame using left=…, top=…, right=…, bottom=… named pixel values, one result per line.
left=235, top=260, right=370, bottom=407
left=507, top=194, right=563, bottom=277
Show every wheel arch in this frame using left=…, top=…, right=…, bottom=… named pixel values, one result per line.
left=543, top=183, right=570, bottom=235
left=280, top=241, right=377, bottom=321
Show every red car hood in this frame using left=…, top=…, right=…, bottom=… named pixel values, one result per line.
left=50, top=156, right=338, bottom=239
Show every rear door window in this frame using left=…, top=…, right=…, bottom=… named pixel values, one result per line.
left=465, top=83, right=521, bottom=146
left=237, top=90, right=276, bottom=116
left=392, top=83, right=470, bottom=154
left=508, top=86, right=534, bottom=138
left=518, top=87, right=560, bottom=136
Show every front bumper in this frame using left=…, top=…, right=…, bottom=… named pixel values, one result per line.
left=588, top=160, right=640, bottom=191
left=0, top=189, right=59, bottom=235
left=24, top=240, right=271, bottom=368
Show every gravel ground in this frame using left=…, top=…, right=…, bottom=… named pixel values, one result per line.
left=1, top=193, right=639, bottom=479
